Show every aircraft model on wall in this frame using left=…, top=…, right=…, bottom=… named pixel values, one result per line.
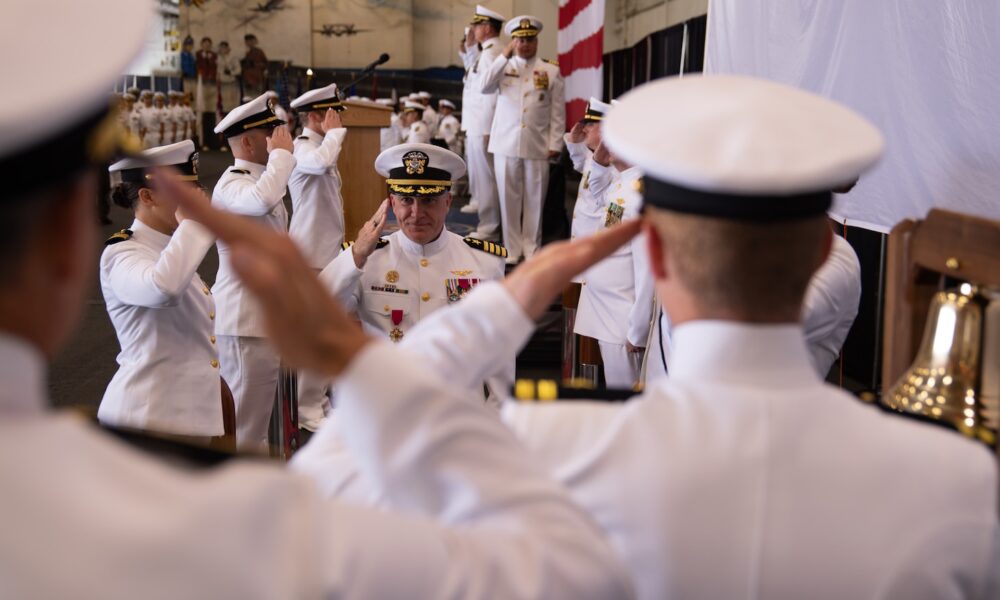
left=234, top=0, right=290, bottom=28
left=313, top=23, right=372, bottom=37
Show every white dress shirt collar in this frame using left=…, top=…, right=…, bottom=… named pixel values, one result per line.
left=669, top=320, right=820, bottom=387
left=233, top=158, right=265, bottom=177
left=302, top=127, right=324, bottom=142
left=129, top=218, right=171, bottom=252
left=394, top=228, right=451, bottom=258
left=0, top=332, right=47, bottom=415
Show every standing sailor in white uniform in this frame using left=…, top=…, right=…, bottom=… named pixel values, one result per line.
left=479, top=16, right=565, bottom=263
left=211, top=93, right=296, bottom=450
left=287, top=83, right=348, bottom=433
left=459, top=5, right=505, bottom=231
left=99, top=140, right=223, bottom=439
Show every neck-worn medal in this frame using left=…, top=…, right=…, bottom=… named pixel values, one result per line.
left=389, top=309, right=404, bottom=342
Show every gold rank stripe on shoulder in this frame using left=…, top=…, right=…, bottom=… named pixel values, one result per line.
left=463, top=237, right=508, bottom=258
left=104, top=229, right=133, bottom=245
left=229, top=168, right=251, bottom=175
left=483, top=42, right=494, bottom=50
left=542, top=58, right=559, bottom=66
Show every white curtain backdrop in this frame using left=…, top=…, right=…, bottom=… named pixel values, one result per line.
left=705, top=0, right=1000, bottom=232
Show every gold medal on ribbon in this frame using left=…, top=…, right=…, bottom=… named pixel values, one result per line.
left=386, top=270, right=399, bottom=283
left=389, top=327, right=404, bottom=342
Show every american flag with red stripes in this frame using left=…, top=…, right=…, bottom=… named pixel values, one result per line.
left=558, top=0, right=605, bottom=128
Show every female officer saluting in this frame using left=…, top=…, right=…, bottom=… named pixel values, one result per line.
left=99, top=140, right=225, bottom=441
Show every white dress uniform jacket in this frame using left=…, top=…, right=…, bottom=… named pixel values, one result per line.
left=288, top=126, right=347, bottom=268
left=136, top=104, right=164, bottom=148
left=98, top=218, right=222, bottom=437
left=437, top=113, right=461, bottom=152
left=403, top=120, right=430, bottom=144
left=293, top=284, right=999, bottom=600
left=461, top=40, right=503, bottom=136
left=565, top=136, right=604, bottom=241
left=481, top=54, right=565, bottom=159
left=320, top=229, right=505, bottom=344
left=380, top=114, right=403, bottom=151
left=574, top=164, right=654, bottom=353
left=802, top=232, right=862, bottom=375
left=0, top=332, right=632, bottom=599
left=422, top=104, right=439, bottom=133
left=212, top=152, right=295, bottom=338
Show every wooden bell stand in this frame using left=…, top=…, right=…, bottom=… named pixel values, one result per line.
left=882, top=208, right=1000, bottom=463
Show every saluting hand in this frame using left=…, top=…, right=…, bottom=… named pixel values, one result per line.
left=267, top=125, right=294, bottom=154
left=503, top=39, right=517, bottom=58
left=568, top=121, right=587, bottom=144
left=155, top=169, right=370, bottom=377
left=504, top=220, right=642, bottom=320
left=592, top=141, right=612, bottom=167
left=352, top=199, right=390, bottom=269
left=322, top=108, right=343, bottom=132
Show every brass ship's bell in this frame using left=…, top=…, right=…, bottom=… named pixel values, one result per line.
left=883, top=285, right=998, bottom=446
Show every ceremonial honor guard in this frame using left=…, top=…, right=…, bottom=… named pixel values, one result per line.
left=136, top=90, right=162, bottom=149
left=400, top=100, right=431, bottom=144
left=459, top=6, right=506, bottom=228
left=99, top=141, right=223, bottom=439
left=152, top=91, right=169, bottom=145
left=572, top=144, right=653, bottom=388
left=320, top=143, right=511, bottom=392
left=287, top=83, right=348, bottom=432
left=211, top=93, right=296, bottom=449
left=479, top=16, right=565, bottom=263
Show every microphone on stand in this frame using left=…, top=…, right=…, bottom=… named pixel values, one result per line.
left=341, top=53, right=390, bottom=99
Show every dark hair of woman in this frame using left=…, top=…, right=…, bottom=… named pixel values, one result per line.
left=110, top=181, right=144, bottom=209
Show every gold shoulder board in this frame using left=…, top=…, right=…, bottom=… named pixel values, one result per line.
left=104, top=229, right=134, bottom=246
left=463, top=237, right=508, bottom=258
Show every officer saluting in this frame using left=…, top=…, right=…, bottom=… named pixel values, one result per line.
left=287, top=83, right=348, bottom=433
left=99, top=140, right=223, bottom=440
left=320, top=143, right=512, bottom=394
left=479, top=15, right=565, bottom=264
left=211, top=92, right=296, bottom=450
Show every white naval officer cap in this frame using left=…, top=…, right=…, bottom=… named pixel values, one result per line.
left=109, top=140, right=199, bottom=184
left=290, top=83, right=345, bottom=112
left=375, top=143, right=466, bottom=197
left=438, top=99, right=456, bottom=110
left=2, top=0, right=151, bottom=199
left=418, top=91, right=431, bottom=99
left=214, top=92, right=285, bottom=138
left=153, top=91, right=165, bottom=99
left=401, top=100, right=424, bottom=114
left=506, top=15, right=543, bottom=38
left=375, top=98, right=395, bottom=106
left=470, top=5, right=505, bottom=25
left=582, top=97, right=612, bottom=123
left=602, top=75, right=884, bottom=220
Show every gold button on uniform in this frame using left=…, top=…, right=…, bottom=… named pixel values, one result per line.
left=210, top=359, right=219, bottom=368
left=209, top=311, right=215, bottom=320
left=421, top=292, right=430, bottom=302
left=203, top=287, right=210, bottom=295
left=210, top=335, right=216, bottom=344
left=419, top=258, right=429, bottom=267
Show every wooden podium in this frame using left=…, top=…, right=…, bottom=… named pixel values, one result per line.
left=338, top=100, right=393, bottom=239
